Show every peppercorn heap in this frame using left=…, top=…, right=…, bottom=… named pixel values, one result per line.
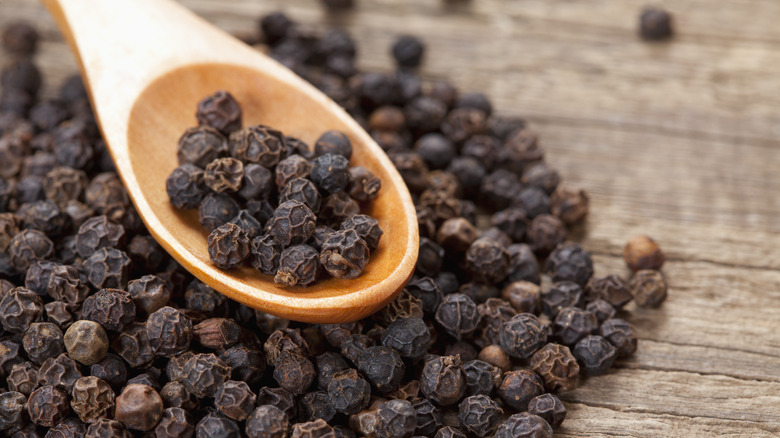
left=165, top=92, right=383, bottom=287
left=0, top=10, right=669, bottom=438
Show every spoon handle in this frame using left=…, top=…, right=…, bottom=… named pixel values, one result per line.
left=40, top=0, right=262, bottom=151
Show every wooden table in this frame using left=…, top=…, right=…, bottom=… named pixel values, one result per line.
left=3, top=1, right=779, bottom=436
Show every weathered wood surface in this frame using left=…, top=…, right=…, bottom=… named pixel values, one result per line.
left=2, top=0, right=779, bottom=436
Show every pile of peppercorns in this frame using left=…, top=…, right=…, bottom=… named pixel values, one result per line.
left=0, top=11, right=670, bottom=438
left=166, top=91, right=383, bottom=287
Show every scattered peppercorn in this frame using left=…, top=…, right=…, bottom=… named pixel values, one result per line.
left=639, top=7, right=673, bottom=41
left=115, top=384, right=163, bottom=431
left=629, top=269, right=668, bottom=308
left=528, top=393, right=566, bottom=428
left=64, top=320, right=109, bottom=365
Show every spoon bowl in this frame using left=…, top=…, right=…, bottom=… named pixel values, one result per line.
left=43, top=0, right=418, bottom=322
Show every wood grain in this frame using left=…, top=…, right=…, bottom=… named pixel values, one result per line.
left=2, top=0, right=779, bottom=435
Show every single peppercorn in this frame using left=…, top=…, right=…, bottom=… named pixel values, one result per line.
left=420, top=355, right=466, bottom=406
left=0, top=391, right=26, bottom=432
left=90, top=354, right=128, bottom=391
left=585, top=299, right=616, bottom=324
left=499, top=313, right=547, bottom=359
left=573, top=335, right=618, bottom=377
left=501, top=281, right=541, bottom=314
left=196, top=90, right=242, bottom=135
left=494, top=412, right=552, bottom=438
left=542, top=281, right=583, bottom=317
left=28, top=385, right=70, bottom=427
left=214, top=380, right=256, bottom=421
left=111, top=322, right=155, bottom=368
left=145, top=306, right=193, bottom=357
left=310, top=153, right=350, bottom=194
left=347, top=166, right=381, bottom=202
left=340, top=214, right=383, bottom=250
left=196, top=410, right=241, bottom=438
left=159, top=381, right=199, bottom=411
left=127, top=274, right=170, bottom=316
left=623, top=235, right=665, bottom=272
left=38, top=353, right=82, bottom=392
left=70, top=376, right=115, bottom=423
left=526, top=215, right=566, bottom=256
left=435, top=293, right=481, bottom=340
left=465, top=238, right=509, bottom=283
left=80, top=288, right=136, bottom=331
left=274, top=351, right=316, bottom=395
left=476, top=298, right=515, bottom=347
left=291, top=418, right=336, bottom=438
left=585, top=274, right=633, bottom=309
left=639, top=7, right=673, bottom=41
left=198, top=193, right=240, bottom=232
left=115, top=384, right=163, bottom=431
left=257, top=386, right=297, bottom=420
left=553, top=307, right=598, bottom=347
left=9, top=229, right=54, bottom=271
left=550, top=187, right=589, bottom=226
left=629, top=269, right=668, bottom=308
left=497, top=370, right=544, bottom=412
left=7, top=362, right=39, bottom=395
left=82, top=248, right=132, bottom=290
left=600, top=318, right=638, bottom=358
left=85, top=418, right=132, bottom=438
left=176, top=126, right=227, bottom=167
left=2, top=21, right=39, bottom=55
left=299, top=391, right=336, bottom=423
left=315, top=130, right=353, bottom=159
left=462, top=359, right=502, bottom=397
left=458, top=394, right=503, bottom=437
left=275, top=244, right=320, bottom=287
left=545, top=241, right=593, bottom=286
left=374, top=399, right=417, bottom=438
left=180, top=353, right=232, bottom=398
left=64, top=320, right=109, bottom=365
left=357, top=346, right=405, bottom=393
left=381, top=317, right=431, bottom=359
left=250, top=234, right=282, bottom=275
left=155, top=407, right=195, bottom=438
left=320, top=229, right=370, bottom=279
left=22, top=322, right=64, bottom=365
left=528, top=393, right=566, bottom=428
left=246, top=405, right=289, bottom=438
left=207, top=222, right=250, bottom=269
left=529, top=343, right=579, bottom=392
left=204, top=157, right=244, bottom=193
left=327, top=368, right=371, bottom=415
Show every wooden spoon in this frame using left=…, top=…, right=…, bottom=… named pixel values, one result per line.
left=42, top=0, right=418, bottom=323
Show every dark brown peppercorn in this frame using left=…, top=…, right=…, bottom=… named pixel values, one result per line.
left=465, top=238, right=509, bottom=283
left=340, top=214, right=383, bottom=250
left=194, top=318, right=241, bottom=350
left=585, top=274, right=632, bottom=309
left=299, top=390, right=336, bottom=423
left=177, top=126, right=228, bottom=168
left=23, top=322, right=64, bottom=365
left=526, top=215, right=566, bottom=256
left=250, top=234, right=282, bottom=275
left=356, top=346, right=405, bottom=393
left=315, top=130, right=353, bottom=159
left=573, top=335, right=617, bottom=377
left=180, top=353, right=232, bottom=398
left=462, top=359, right=502, bottom=397
left=501, top=281, right=541, bottom=315
left=347, top=166, right=381, bottom=202
left=269, top=200, right=317, bottom=247
left=528, top=393, right=566, bottom=428
left=166, top=164, right=208, bottom=210
left=435, top=293, right=480, bottom=340
left=435, top=426, right=467, bottom=438
left=373, top=399, right=417, bottom=438
left=497, top=370, right=544, bottom=411
left=600, top=318, right=638, bottom=358
left=550, top=187, right=589, bottom=226
left=320, top=229, right=370, bottom=279
left=275, top=244, right=320, bottom=287
left=196, top=411, right=241, bottom=437
left=85, top=418, right=132, bottom=438
left=145, top=306, right=193, bottom=357
left=392, top=35, right=425, bottom=68
left=208, top=222, right=250, bottom=269
left=127, top=274, right=170, bottom=316
left=64, top=320, right=109, bottom=365
left=155, top=407, right=194, bottom=438
left=28, top=385, right=70, bottom=427
left=623, top=235, right=665, bottom=272
left=196, top=91, right=242, bottom=135
left=542, top=281, right=583, bottom=317
left=81, top=288, right=135, bottom=331
left=476, top=298, right=516, bottom=347
left=529, top=343, right=579, bottom=392
left=111, top=322, right=155, bottom=368
left=273, top=351, right=316, bottom=395
left=381, top=317, right=431, bottom=359
left=214, top=380, right=256, bottom=421
left=494, top=412, right=552, bottom=438
left=311, top=153, right=350, bottom=195
left=0, top=391, right=26, bottom=433
left=264, top=328, right=310, bottom=366
left=458, top=394, right=502, bottom=437
left=159, top=381, right=198, bottom=411
left=629, top=269, right=668, bottom=308
left=9, top=229, right=54, bottom=271
left=198, top=192, right=240, bottom=232
left=38, top=353, right=82, bottom=391
left=70, top=376, right=115, bottom=423
left=376, top=289, right=424, bottom=325
left=90, top=354, right=128, bottom=391
left=499, top=313, right=547, bottom=360
left=0, top=287, right=43, bottom=334
left=639, top=8, right=673, bottom=41
left=291, top=418, right=336, bottom=438
left=436, top=217, right=477, bottom=253
left=3, top=22, right=39, bottom=55
left=420, top=355, right=466, bottom=406
left=320, top=192, right=360, bottom=227
left=545, top=242, right=593, bottom=286
left=246, top=405, right=289, bottom=438
left=82, top=248, right=131, bottom=290
left=115, top=383, right=163, bottom=431
left=553, top=307, right=597, bottom=347
left=7, top=362, right=39, bottom=395
left=230, top=124, right=284, bottom=167
left=257, top=386, right=297, bottom=420
left=204, top=157, right=244, bottom=193
left=441, top=108, right=487, bottom=144
left=585, top=299, right=616, bottom=324
left=327, top=368, right=371, bottom=415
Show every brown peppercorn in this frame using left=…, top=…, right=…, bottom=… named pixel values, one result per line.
left=145, top=306, right=193, bottom=357
left=115, top=384, right=163, bottom=431
left=542, top=281, right=583, bottom=317
left=623, top=235, right=665, bottom=272
left=320, top=192, right=360, bottom=227
left=550, top=187, right=589, bottom=226
left=176, top=125, right=228, bottom=168
left=70, top=376, right=115, bottom=423
left=208, top=222, right=250, bottom=269
left=552, top=307, right=597, bottom=347
left=291, top=418, right=336, bottom=438
left=80, top=288, right=135, bottom=332
left=320, top=229, right=370, bottom=279
left=585, top=299, right=616, bottom=324
left=376, top=289, right=424, bottom=325
left=494, top=412, right=552, bottom=438
left=180, top=353, right=232, bottom=398
left=465, top=238, right=509, bottom=284
left=28, top=385, right=70, bottom=427
left=390, top=151, right=429, bottom=194
left=127, top=274, right=170, bottom=316
left=7, top=362, right=39, bottom=395
left=111, top=322, right=155, bottom=368
left=86, top=418, right=133, bottom=438
left=22, top=322, right=64, bottom=365
left=204, top=157, right=244, bottom=193
left=585, top=275, right=632, bottom=310
left=275, top=244, right=320, bottom=287
left=269, top=200, right=316, bottom=247
left=526, top=215, right=566, bottom=256
left=274, top=351, right=316, bottom=395
left=528, top=393, right=566, bottom=429
left=38, top=353, right=82, bottom=392
left=529, top=343, right=580, bottom=392
left=194, top=318, right=241, bottom=350
left=215, top=380, right=257, bottom=421
left=478, top=345, right=513, bottom=373
left=619, top=261, right=662, bottom=304
left=9, top=229, right=54, bottom=271
left=476, top=298, right=516, bottom=347
left=82, top=248, right=131, bottom=290
left=497, top=369, right=545, bottom=412
left=639, top=7, right=673, bottom=41
left=436, top=217, right=477, bottom=253
left=501, top=281, right=541, bottom=314
left=3, top=21, right=39, bottom=56
left=229, top=124, right=284, bottom=167
left=90, top=353, right=128, bottom=391
left=420, top=355, right=466, bottom=406
left=64, top=320, right=109, bottom=365
left=545, top=242, right=594, bottom=287
left=159, top=381, right=199, bottom=411
left=196, top=90, right=242, bottom=135
left=246, top=404, right=289, bottom=438
left=347, top=166, right=381, bottom=202
left=499, top=313, right=547, bottom=360
left=600, top=318, right=638, bottom=358
left=154, top=407, right=195, bottom=438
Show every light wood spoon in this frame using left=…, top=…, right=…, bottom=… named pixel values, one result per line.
left=42, top=0, right=418, bottom=323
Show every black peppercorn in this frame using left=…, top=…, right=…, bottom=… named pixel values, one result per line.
left=177, top=126, right=228, bottom=168
left=600, top=318, right=638, bottom=358
left=196, top=90, right=242, bottom=135
left=501, top=281, right=541, bottom=315
left=639, top=8, right=673, bottom=41
left=542, top=281, right=583, bottom=317
left=127, top=274, right=170, bottom=316
left=585, top=274, right=632, bottom=309
left=0, top=286, right=44, bottom=334
left=458, top=394, right=503, bottom=437
left=145, top=306, right=193, bottom=357
left=573, top=335, right=617, bottom=377
left=2, top=21, right=38, bottom=56
left=269, top=200, right=317, bottom=247
left=273, top=351, right=316, bottom=395
left=7, top=362, right=38, bottom=395
left=246, top=405, right=289, bottom=438
left=214, top=380, right=256, bottom=421
left=550, top=187, right=589, bottom=226
left=629, top=269, right=668, bottom=308
left=528, top=393, right=566, bottom=428
left=111, top=322, right=155, bottom=368
left=585, top=299, right=616, bottom=324
left=435, top=293, right=481, bottom=340
left=320, top=229, right=370, bottom=279
left=70, top=376, right=115, bottom=423
left=499, top=313, right=547, bottom=360
left=529, top=343, right=579, bottom=392
left=208, top=222, right=250, bottom=269
left=180, top=353, right=232, bottom=398
left=494, top=412, right=552, bottom=438
left=155, top=407, right=194, bottom=438
left=166, top=164, right=208, bottom=210
left=381, top=317, right=431, bottom=359
left=0, top=391, right=26, bottom=433
left=545, top=241, right=593, bottom=286
left=82, top=248, right=131, bottom=290
left=552, top=307, right=597, bottom=347
left=85, top=418, right=132, bottom=438
left=81, top=288, right=135, bottom=331
left=465, top=238, right=509, bottom=284
left=28, top=385, right=70, bottom=427
left=347, top=166, right=381, bottom=202
left=357, top=346, right=405, bottom=393
left=374, top=399, right=417, bottom=438
left=196, top=410, right=241, bottom=438
left=198, top=193, right=240, bottom=233
left=327, top=368, right=371, bottom=415
left=22, top=322, right=64, bottom=365
left=90, top=354, right=128, bottom=391
left=420, top=355, right=466, bottom=406
left=275, top=244, right=320, bottom=287
left=250, top=234, right=282, bottom=275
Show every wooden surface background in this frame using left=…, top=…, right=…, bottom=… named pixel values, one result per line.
left=2, top=0, right=779, bottom=436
